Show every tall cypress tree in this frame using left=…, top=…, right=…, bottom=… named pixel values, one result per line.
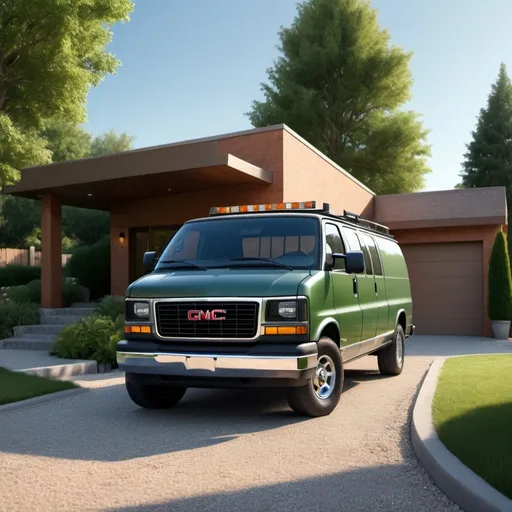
left=460, top=63, right=512, bottom=255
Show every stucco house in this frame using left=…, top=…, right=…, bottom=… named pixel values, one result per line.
left=4, top=124, right=507, bottom=337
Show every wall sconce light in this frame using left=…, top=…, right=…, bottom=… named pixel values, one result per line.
left=119, top=232, right=126, bottom=247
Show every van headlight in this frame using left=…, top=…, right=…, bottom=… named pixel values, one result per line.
left=134, top=302, right=150, bottom=318
left=266, top=298, right=308, bottom=322
left=126, top=300, right=150, bottom=320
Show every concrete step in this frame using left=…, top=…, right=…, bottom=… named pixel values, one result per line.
left=40, top=307, right=95, bottom=317
left=20, top=361, right=98, bottom=378
left=13, top=325, right=62, bottom=337
left=41, top=315, right=85, bottom=326
left=9, top=333, right=58, bottom=341
left=2, top=338, right=54, bottom=351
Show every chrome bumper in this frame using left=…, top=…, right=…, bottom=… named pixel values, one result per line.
left=117, top=351, right=317, bottom=378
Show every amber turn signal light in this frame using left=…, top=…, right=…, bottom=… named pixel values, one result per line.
left=124, top=325, right=151, bottom=334
left=264, top=325, right=308, bottom=335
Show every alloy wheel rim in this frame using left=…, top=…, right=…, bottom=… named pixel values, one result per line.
left=396, top=332, right=403, bottom=366
left=313, top=355, right=336, bottom=400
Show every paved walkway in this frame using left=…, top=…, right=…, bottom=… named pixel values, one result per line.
left=1, top=336, right=511, bottom=512
left=0, top=349, right=81, bottom=371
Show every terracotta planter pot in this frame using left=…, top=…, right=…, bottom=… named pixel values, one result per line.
left=491, top=320, right=511, bottom=340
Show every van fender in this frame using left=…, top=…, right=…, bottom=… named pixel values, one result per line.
left=314, top=317, right=342, bottom=347
left=395, top=309, right=406, bottom=329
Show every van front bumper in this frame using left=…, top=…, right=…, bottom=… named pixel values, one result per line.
left=116, top=340, right=318, bottom=384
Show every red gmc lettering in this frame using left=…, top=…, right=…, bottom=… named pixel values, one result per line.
left=187, top=309, right=226, bottom=321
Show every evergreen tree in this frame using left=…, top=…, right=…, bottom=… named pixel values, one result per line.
left=459, top=63, right=512, bottom=257
left=460, top=63, right=512, bottom=199
left=247, top=0, right=431, bottom=194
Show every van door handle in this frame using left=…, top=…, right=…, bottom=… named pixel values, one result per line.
left=353, top=277, right=358, bottom=296
left=374, top=281, right=378, bottom=294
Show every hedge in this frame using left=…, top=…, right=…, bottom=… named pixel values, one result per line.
left=5, top=279, right=89, bottom=307
left=0, top=265, right=41, bottom=287
left=0, top=301, right=40, bottom=339
left=65, top=236, right=110, bottom=300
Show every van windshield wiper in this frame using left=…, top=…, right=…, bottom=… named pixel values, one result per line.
left=224, top=257, right=294, bottom=271
left=157, top=260, right=207, bottom=270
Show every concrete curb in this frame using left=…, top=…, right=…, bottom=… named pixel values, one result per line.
left=411, top=356, right=512, bottom=512
left=17, top=360, right=98, bottom=379
left=0, top=387, right=89, bottom=413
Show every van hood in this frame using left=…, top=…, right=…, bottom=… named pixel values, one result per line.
left=127, top=268, right=312, bottom=299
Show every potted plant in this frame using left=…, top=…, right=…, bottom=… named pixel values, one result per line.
left=488, top=231, right=512, bottom=340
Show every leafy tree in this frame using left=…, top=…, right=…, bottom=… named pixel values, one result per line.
left=247, top=0, right=431, bottom=194
left=0, top=195, right=40, bottom=247
left=0, top=0, right=133, bottom=186
left=459, top=64, right=512, bottom=201
left=0, top=116, right=51, bottom=186
left=488, top=231, right=512, bottom=321
left=90, top=130, right=135, bottom=157
left=0, top=123, right=134, bottom=248
left=62, top=206, right=110, bottom=246
left=41, top=120, right=92, bottom=163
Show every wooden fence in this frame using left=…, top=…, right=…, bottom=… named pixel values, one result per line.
left=0, top=247, right=71, bottom=267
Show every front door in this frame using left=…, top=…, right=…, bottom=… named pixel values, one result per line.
left=129, top=226, right=180, bottom=282
left=324, top=222, right=363, bottom=357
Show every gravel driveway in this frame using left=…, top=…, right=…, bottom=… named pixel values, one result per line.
left=3, top=336, right=500, bottom=512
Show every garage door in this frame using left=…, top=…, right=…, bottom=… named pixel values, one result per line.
left=401, top=242, right=483, bottom=336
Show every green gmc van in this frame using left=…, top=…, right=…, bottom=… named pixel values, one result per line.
left=117, top=201, right=414, bottom=417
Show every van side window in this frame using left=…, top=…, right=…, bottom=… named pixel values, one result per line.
left=358, top=235, right=374, bottom=275
left=325, top=223, right=346, bottom=271
left=342, top=227, right=372, bottom=274
left=362, top=234, right=383, bottom=276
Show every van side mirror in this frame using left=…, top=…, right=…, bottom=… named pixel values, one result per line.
left=143, top=251, right=158, bottom=272
left=343, top=251, right=365, bottom=274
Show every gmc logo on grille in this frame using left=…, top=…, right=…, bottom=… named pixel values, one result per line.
left=187, top=309, right=226, bottom=321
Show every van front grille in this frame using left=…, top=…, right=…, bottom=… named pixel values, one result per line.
left=155, top=301, right=259, bottom=339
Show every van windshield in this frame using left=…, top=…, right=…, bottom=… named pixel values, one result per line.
left=155, top=215, right=320, bottom=271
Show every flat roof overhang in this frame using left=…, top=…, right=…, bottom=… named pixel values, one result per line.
left=2, top=140, right=273, bottom=210
left=375, top=186, right=508, bottom=230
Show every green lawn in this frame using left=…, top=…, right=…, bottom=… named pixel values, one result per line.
left=0, top=367, right=78, bottom=405
left=432, top=355, right=512, bottom=499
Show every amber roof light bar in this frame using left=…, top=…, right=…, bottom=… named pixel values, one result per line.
left=208, top=201, right=391, bottom=236
left=209, top=201, right=330, bottom=216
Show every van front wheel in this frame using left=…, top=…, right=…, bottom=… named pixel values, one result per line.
left=377, top=324, right=405, bottom=376
left=286, top=337, right=344, bottom=417
left=125, top=379, right=187, bottom=409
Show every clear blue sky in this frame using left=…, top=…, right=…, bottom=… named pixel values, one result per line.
left=85, top=0, right=512, bottom=192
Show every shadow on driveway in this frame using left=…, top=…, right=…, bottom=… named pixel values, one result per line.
left=103, top=463, right=455, bottom=512
left=0, top=367, right=387, bottom=463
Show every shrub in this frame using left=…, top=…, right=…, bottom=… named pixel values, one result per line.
left=53, top=314, right=122, bottom=366
left=6, top=279, right=40, bottom=304
left=96, top=295, right=124, bottom=322
left=65, top=236, right=110, bottom=300
left=488, top=231, right=512, bottom=321
left=4, top=278, right=89, bottom=307
left=0, top=301, right=40, bottom=339
left=0, top=265, right=41, bottom=287
left=62, top=278, right=90, bottom=307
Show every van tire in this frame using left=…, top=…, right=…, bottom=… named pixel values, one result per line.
left=286, top=337, right=343, bottom=417
left=126, top=380, right=187, bottom=409
left=377, top=324, right=405, bottom=376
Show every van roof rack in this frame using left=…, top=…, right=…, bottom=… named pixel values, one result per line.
left=333, top=210, right=391, bottom=236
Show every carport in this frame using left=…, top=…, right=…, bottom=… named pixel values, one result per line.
left=3, top=133, right=275, bottom=308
